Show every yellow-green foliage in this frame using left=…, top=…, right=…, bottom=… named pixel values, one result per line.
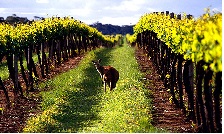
left=126, top=33, right=137, bottom=44
left=133, top=10, right=222, bottom=72
left=0, top=17, right=112, bottom=55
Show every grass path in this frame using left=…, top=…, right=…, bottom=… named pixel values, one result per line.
left=23, top=38, right=164, bottom=132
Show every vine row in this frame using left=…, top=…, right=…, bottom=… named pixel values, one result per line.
left=0, top=17, right=121, bottom=107
left=127, top=10, right=222, bottom=132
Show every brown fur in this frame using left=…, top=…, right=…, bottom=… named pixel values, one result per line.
left=92, top=59, right=119, bottom=92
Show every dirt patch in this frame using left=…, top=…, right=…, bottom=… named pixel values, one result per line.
left=135, top=48, right=196, bottom=133
left=0, top=55, right=84, bottom=132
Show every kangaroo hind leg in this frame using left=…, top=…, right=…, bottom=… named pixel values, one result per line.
left=104, top=82, right=107, bottom=92
left=110, top=81, right=115, bottom=91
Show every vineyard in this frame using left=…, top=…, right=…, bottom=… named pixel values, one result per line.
left=0, top=17, right=121, bottom=104
left=127, top=10, right=222, bottom=132
left=0, top=9, right=222, bottom=133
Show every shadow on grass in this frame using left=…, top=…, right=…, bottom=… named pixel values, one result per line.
left=48, top=47, right=114, bottom=132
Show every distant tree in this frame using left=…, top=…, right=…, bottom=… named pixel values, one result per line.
left=6, top=14, right=29, bottom=24
left=34, top=16, right=44, bottom=20
left=90, top=22, right=134, bottom=35
left=34, top=16, right=40, bottom=19
left=0, top=17, right=4, bottom=22
left=6, top=16, right=19, bottom=24
left=12, top=14, right=17, bottom=17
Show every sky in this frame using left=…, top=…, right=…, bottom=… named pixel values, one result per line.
left=0, top=0, right=222, bottom=26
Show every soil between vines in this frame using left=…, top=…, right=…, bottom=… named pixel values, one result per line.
left=135, top=47, right=196, bottom=133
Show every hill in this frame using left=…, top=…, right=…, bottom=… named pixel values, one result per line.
left=90, top=22, right=134, bottom=35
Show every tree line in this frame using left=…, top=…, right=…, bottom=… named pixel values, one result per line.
left=90, top=22, right=134, bottom=35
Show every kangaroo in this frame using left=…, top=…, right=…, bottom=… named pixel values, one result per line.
left=92, top=59, right=119, bottom=92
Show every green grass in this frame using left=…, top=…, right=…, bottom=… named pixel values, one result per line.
left=0, top=61, right=9, bottom=80
left=23, top=38, right=165, bottom=133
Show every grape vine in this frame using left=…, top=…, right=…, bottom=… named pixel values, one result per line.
left=128, top=11, right=222, bottom=72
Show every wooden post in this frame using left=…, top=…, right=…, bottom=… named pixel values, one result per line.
left=187, top=14, right=193, bottom=19
left=183, top=60, right=195, bottom=121
left=72, top=34, right=77, bottom=57
left=49, top=39, right=54, bottom=63
left=177, top=55, right=184, bottom=109
left=166, top=11, right=169, bottom=15
left=170, top=53, right=179, bottom=106
left=204, top=68, right=214, bottom=132
left=56, top=40, right=61, bottom=65
left=160, top=42, right=165, bottom=80
left=177, top=14, right=181, bottom=20
left=19, top=53, right=28, bottom=90
left=13, top=54, right=23, bottom=96
left=83, top=36, right=88, bottom=52
left=195, top=61, right=207, bottom=132
left=164, top=47, right=171, bottom=88
left=78, top=35, right=82, bottom=55
left=214, top=72, right=222, bottom=132
left=13, top=54, right=19, bottom=96
left=170, top=12, right=175, bottom=18
left=43, top=41, right=49, bottom=75
left=27, top=46, right=34, bottom=91
left=157, top=39, right=162, bottom=71
left=40, top=43, right=45, bottom=78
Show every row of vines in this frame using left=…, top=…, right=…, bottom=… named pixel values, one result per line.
left=0, top=17, right=122, bottom=107
left=127, top=10, right=222, bottom=132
